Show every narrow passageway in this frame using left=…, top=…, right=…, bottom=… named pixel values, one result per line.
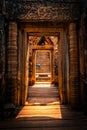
left=0, top=0, right=87, bottom=130
left=0, top=83, right=87, bottom=130
left=27, top=82, right=59, bottom=105
left=16, top=82, right=61, bottom=119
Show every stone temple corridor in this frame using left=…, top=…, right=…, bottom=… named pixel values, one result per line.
left=0, top=0, right=87, bottom=130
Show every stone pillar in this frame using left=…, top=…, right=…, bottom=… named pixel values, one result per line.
left=21, top=31, right=25, bottom=105
left=6, top=22, right=18, bottom=105
left=17, top=29, right=22, bottom=105
left=21, top=31, right=29, bottom=105
left=69, top=23, right=80, bottom=108
left=58, top=30, right=64, bottom=104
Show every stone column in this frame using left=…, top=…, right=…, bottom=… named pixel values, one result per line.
left=58, top=30, right=64, bottom=103
left=69, top=23, right=80, bottom=108
left=21, top=31, right=29, bottom=105
left=17, top=29, right=22, bottom=105
left=6, top=22, right=18, bottom=105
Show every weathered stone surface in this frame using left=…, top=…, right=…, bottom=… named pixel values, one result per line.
left=69, top=23, right=80, bottom=108
left=5, top=0, right=80, bottom=22
left=6, top=22, right=18, bottom=105
left=0, top=15, right=5, bottom=108
left=0, top=0, right=86, bottom=110
left=79, top=3, right=87, bottom=111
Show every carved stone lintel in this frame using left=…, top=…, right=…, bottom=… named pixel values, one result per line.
left=5, top=1, right=80, bottom=22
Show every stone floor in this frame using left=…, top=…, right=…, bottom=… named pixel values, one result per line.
left=0, top=83, right=87, bottom=130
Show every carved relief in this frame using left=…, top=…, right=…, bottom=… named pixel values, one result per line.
left=5, top=0, right=80, bottom=22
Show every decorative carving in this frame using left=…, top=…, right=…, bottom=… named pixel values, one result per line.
left=5, top=0, right=80, bottom=22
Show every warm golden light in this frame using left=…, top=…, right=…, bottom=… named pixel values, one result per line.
left=16, top=102, right=62, bottom=119
left=33, top=82, right=52, bottom=87
left=16, top=82, right=61, bottom=119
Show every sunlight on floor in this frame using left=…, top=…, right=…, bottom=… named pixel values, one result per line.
left=16, top=103, right=62, bottom=119
left=16, top=82, right=60, bottom=119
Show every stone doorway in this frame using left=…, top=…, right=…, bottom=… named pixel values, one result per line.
left=35, top=50, right=51, bottom=83
left=28, top=35, right=58, bottom=87
left=7, top=22, right=71, bottom=106
left=1, top=0, right=81, bottom=109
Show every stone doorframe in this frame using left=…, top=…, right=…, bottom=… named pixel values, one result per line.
left=32, top=49, right=53, bottom=84
left=6, top=21, right=80, bottom=108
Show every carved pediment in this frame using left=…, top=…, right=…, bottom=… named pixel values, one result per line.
left=29, top=36, right=54, bottom=46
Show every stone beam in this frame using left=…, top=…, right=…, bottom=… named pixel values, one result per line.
left=5, top=1, right=80, bottom=22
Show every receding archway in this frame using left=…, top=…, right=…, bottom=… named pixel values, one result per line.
left=7, top=22, right=70, bottom=106
left=28, top=35, right=58, bottom=85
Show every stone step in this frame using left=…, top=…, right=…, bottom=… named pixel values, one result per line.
left=28, top=87, right=59, bottom=98
left=27, top=97, right=60, bottom=105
